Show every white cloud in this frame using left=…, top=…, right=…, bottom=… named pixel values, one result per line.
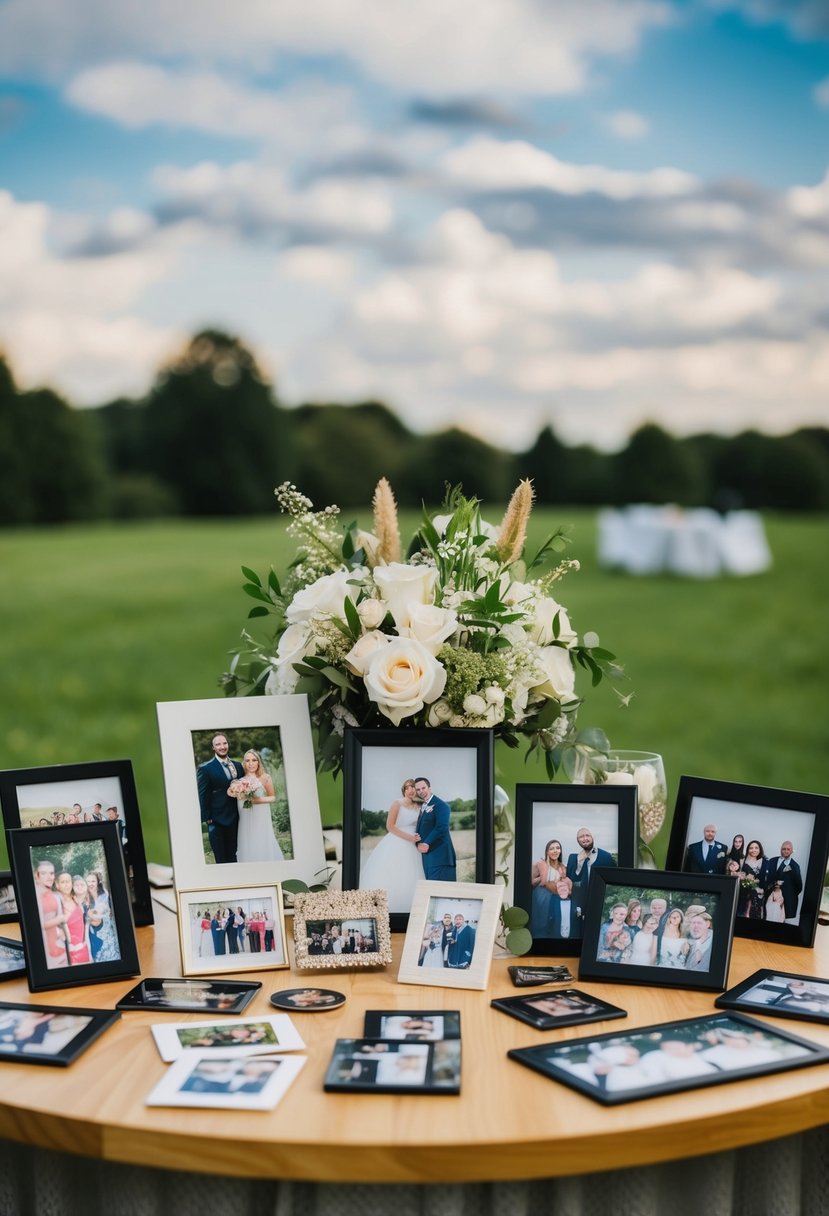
left=787, top=169, right=829, bottom=218
left=605, top=109, right=650, bottom=139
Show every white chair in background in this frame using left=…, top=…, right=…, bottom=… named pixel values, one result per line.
left=666, top=508, right=723, bottom=578
left=718, top=511, right=773, bottom=575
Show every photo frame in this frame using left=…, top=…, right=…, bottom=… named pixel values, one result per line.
left=116, top=977, right=261, bottom=1015
left=666, top=775, right=829, bottom=948
left=0, top=760, right=153, bottom=926
left=341, top=727, right=494, bottom=931
left=0, top=871, right=18, bottom=924
left=397, top=880, right=503, bottom=991
left=362, top=1010, right=461, bottom=1040
left=177, top=883, right=289, bottom=977
left=7, top=822, right=141, bottom=992
left=156, top=695, right=326, bottom=892
left=508, top=1011, right=829, bottom=1106
left=578, top=867, right=738, bottom=993
left=146, top=1050, right=306, bottom=1110
left=151, top=1015, right=305, bottom=1062
left=514, top=783, right=638, bottom=956
left=0, top=1000, right=121, bottom=1066
left=491, top=989, right=627, bottom=1031
left=293, top=888, right=392, bottom=969
left=715, top=969, right=829, bottom=1026
left=323, top=1038, right=462, bottom=1094
left=0, top=936, right=26, bottom=981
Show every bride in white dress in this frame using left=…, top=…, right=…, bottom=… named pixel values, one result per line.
left=234, top=750, right=284, bottom=864
left=360, top=779, right=424, bottom=913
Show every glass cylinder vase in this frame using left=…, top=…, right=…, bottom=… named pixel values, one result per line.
left=573, top=750, right=668, bottom=868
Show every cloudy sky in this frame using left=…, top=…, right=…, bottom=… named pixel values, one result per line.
left=1, top=0, right=828, bottom=450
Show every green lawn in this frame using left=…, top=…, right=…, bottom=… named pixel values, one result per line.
left=1, top=509, right=827, bottom=867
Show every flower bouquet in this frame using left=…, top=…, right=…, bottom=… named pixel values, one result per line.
left=224, top=479, right=621, bottom=781
left=226, top=775, right=259, bottom=809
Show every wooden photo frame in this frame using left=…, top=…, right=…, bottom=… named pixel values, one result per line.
left=341, top=727, right=494, bottom=931
left=177, top=882, right=289, bottom=977
left=397, top=879, right=502, bottom=991
left=513, top=783, right=638, bottom=956
left=0, top=760, right=153, bottom=926
left=292, top=888, right=393, bottom=969
left=666, top=775, right=829, bottom=948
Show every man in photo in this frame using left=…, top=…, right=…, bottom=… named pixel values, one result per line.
left=413, top=778, right=457, bottom=881
left=764, top=841, right=803, bottom=923
left=684, top=824, right=728, bottom=874
left=446, top=912, right=475, bottom=969
left=546, top=876, right=585, bottom=940
left=684, top=912, right=714, bottom=972
left=566, top=828, right=614, bottom=888
left=197, top=734, right=244, bottom=864
left=34, top=858, right=68, bottom=969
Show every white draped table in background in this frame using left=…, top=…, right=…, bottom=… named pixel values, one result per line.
left=597, top=506, right=772, bottom=578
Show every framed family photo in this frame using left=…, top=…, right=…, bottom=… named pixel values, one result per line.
left=666, top=776, right=829, bottom=948
left=176, top=883, right=289, bottom=977
left=117, top=977, right=261, bottom=1015
left=8, top=822, right=140, bottom=992
left=398, top=880, right=502, bottom=991
left=0, top=871, right=17, bottom=924
left=323, top=1038, right=462, bottom=1094
left=0, top=1001, right=121, bottom=1066
left=514, top=783, right=638, bottom=956
left=0, top=937, right=26, bottom=981
left=578, top=868, right=738, bottom=993
left=715, top=970, right=829, bottom=1026
left=341, top=727, right=494, bottom=931
left=292, top=888, right=393, bottom=969
left=362, top=1010, right=461, bottom=1040
left=509, top=1011, right=829, bottom=1106
left=492, top=989, right=627, bottom=1031
left=0, top=760, right=153, bottom=925
left=156, top=695, right=326, bottom=892
left=146, top=1051, right=306, bottom=1111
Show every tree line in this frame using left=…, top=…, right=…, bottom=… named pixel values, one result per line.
left=2, top=328, right=827, bottom=526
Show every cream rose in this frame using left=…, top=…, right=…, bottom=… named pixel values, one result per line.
left=357, top=597, right=386, bottom=629
left=531, top=645, right=576, bottom=702
left=373, top=562, right=437, bottom=629
left=266, top=623, right=316, bottom=693
left=285, top=568, right=361, bottom=624
left=363, top=637, right=447, bottom=726
left=344, top=630, right=389, bottom=676
left=401, top=602, right=458, bottom=654
left=528, top=596, right=577, bottom=648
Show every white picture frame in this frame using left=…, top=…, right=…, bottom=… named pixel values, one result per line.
left=156, top=695, right=326, bottom=891
left=150, top=1015, right=305, bottom=1062
left=397, top=880, right=503, bottom=991
left=145, top=1050, right=306, bottom=1111
left=176, top=883, right=289, bottom=977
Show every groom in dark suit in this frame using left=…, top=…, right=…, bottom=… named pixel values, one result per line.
left=413, top=777, right=457, bottom=881
left=765, top=841, right=803, bottom=921
left=197, top=733, right=244, bottom=864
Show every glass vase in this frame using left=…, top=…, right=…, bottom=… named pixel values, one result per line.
left=574, top=750, right=668, bottom=868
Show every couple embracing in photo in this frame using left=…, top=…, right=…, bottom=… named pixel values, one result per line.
left=361, top=777, right=457, bottom=912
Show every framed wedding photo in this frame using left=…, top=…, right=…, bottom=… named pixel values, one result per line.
left=715, top=970, right=829, bottom=1026
left=156, top=695, right=326, bottom=891
left=491, top=989, right=627, bottom=1032
left=323, top=1038, right=462, bottom=1094
left=398, top=880, right=503, bottom=991
left=578, top=868, right=738, bottom=993
left=293, top=888, right=393, bottom=969
left=177, top=882, right=289, bottom=977
left=8, top=822, right=141, bottom=992
left=514, top=783, right=638, bottom=956
left=508, top=1012, right=829, bottom=1106
left=666, top=775, right=829, bottom=948
left=341, top=727, right=494, bottom=931
left=0, top=870, right=17, bottom=924
left=0, top=937, right=26, bottom=981
left=0, top=1000, right=121, bottom=1066
left=0, top=759, right=153, bottom=926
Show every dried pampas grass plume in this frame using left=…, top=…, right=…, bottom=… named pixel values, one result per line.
left=496, top=479, right=534, bottom=564
left=372, top=477, right=402, bottom=564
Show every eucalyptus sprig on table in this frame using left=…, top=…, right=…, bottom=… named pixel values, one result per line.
left=498, top=905, right=533, bottom=956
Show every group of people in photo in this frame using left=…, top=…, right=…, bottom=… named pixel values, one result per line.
left=193, top=906, right=279, bottom=956
left=530, top=827, right=616, bottom=939
left=306, top=918, right=377, bottom=955
left=28, top=803, right=127, bottom=842
left=418, top=909, right=477, bottom=970
left=34, top=856, right=120, bottom=968
left=597, top=894, right=715, bottom=972
left=684, top=825, right=803, bottom=923
left=196, top=736, right=286, bottom=866
left=0, top=1009, right=92, bottom=1056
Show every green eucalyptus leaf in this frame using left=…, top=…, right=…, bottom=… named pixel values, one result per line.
left=505, top=926, right=533, bottom=955
left=246, top=605, right=271, bottom=619
left=501, top=905, right=529, bottom=929
left=281, top=879, right=309, bottom=894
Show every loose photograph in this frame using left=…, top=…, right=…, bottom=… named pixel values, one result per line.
left=398, top=880, right=502, bottom=991
left=492, top=989, right=627, bottom=1031
left=177, top=884, right=288, bottom=976
left=716, top=970, right=829, bottom=1025
left=363, top=1011, right=461, bottom=1040
left=342, top=728, right=494, bottom=929
left=514, top=784, right=637, bottom=955
left=0, top=1000, right=120, bottom=1066
left=293, top=889, right=392, bottom=969
left=509, top=1012, right=829, bottom=1105
left=151, top=1015, right=305, bottom=1062
left=323, top=1038, right=461, bottom=1094
left=0, top=937, right=26, bottom=980
left=667, top=776, right=829, bottom=947
left=146, top=1051, right=306, bottom=1111
left=578, top=869, right=738, bottom=993
left=116, top=977, right=262, bottom=1015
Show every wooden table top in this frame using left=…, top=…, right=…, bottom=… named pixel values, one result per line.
left=1, top=903, right=829, bottom=1183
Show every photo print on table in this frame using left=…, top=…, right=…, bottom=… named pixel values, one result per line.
left=151, top=1015, right=305, bottom=1062
left=146, top=1051, right=306, bottom=1111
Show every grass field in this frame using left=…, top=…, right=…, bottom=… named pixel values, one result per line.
left=1, top=509, right=827, bottom=868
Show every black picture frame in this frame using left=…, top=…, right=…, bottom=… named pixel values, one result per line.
left=0, top=760, right=153, bottom=926
left=7, top=822, right=141, bottom=992
left=513, top=783, right=638, bottom=956
left=341, top=727, right=494, bottom=931
left=492, top=988, right=627, bottom=1031
left=0, top=936, right=26, bottom=981
left=666, top=775, right=829, bottom=948
left=578, top=867, right=738, bottom=992
left=715, top=969, right=829, bottom=1026
left=323, top=1038, right=462, bottom=1094
left=116, top=977, right=262, bottom=1014
left=362, top=1010, right=461, bottom=1040
left=0, top=870, right=17, bottom=923
left=0, top=1000, right=121, bottom=1066
left=509, top=1011, right=829, bottom=1106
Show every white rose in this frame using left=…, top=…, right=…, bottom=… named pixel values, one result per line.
left=427, top=699, right=454, bottom=725
left=286, top=569, right=361, bottom=624
left=357, top=597, right=386, bottom=629
left=485, top=685, right=505, bottom=706
left=401, top=602, right=458, bottom=654
left=344, top=630, right=389, bottom=676
left=528, top=596, right=577, bottom=647
left=632, top=763, right=659, bottom=803
left=373, top=563, right=437, bottom=629
left=531, top=645, right=576, bottom=702
left=363, top=638, right=447, bottom=726
left=266, top=623, right=316, bottom=693
left=463, top=693, right=487, bottom=716
left=602, top=770, right=636, bottom=786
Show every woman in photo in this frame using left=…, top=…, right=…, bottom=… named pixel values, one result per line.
left=359, top=779, right=425, bottom=913
left=56, top=872, right=91, bottom=964
left=530, top=839, right=566, bottom=935
left=738, top=840, right=767, bottom=919
left=726, top=834, right=746, bottom=867
left=210, top=909, right=226, bottom=955
left=765, top=885, right=787, bottom=923
left=657, top=907, right=690, bottom=967
left=624, top=899, right=643, bottom=937
left=418, top=922, right=447, bottom=968
left=235, top=750, right=284, bottom=864
left=234, top=907, right=247, bottom=952
left=597, top=903, right=633, bottom=963
left=625, top=911, right=659, bottom=965
left=247, top=910, right=264, bottom=952
left=85, top=870, right=119, bottom=963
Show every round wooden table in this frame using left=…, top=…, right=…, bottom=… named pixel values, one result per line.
left=1, top=904, right=829, bottom=1184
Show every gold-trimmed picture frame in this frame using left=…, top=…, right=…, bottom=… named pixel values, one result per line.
left=176, top=883, right=289, bottom=977
left=293, top=888, right=392, bottom=969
